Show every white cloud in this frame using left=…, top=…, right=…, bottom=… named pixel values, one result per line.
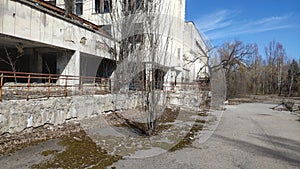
left=195, top=10, right=238, bottom=32
left=195, top=10, right=296, bottom=40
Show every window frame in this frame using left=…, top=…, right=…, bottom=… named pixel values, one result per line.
left=94, top=0, right=112, bottom=14
left=75, top=0, right=83, bottom=15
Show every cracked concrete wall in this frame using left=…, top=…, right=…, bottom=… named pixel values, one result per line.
left=168, top=91, right=209, bottom=110
left=0, top=94, right=141, bottom=134
left=0, top=90, right=208, bottom=134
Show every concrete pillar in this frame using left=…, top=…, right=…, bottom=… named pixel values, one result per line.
left=184, top=69, right=190, bottom=83
left=175, top=71, right=183, bottom=91
left=56, top=50, right=80, bottom=85
left=176, top=72, right=183, bottom=83
left=163, top=69, right=173, bottom=91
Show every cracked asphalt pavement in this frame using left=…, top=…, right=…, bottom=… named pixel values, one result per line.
left=110, top=103, right=300, bottom=169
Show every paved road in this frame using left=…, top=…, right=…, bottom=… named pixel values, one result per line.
left=111, top=103, right=300, bottom=169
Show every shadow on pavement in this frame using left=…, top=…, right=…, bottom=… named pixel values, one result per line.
left=251, top=133, right=300, bottom=153
left=214, top=134, right=300, bottom=166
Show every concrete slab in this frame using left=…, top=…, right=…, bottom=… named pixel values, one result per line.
left=0, top=0, right=3, bottom=33
left=30, top=8, right=41, bottom=41
left=15, top=2, right=31, bottom=38
left=2, top=0, right=15, bottom=36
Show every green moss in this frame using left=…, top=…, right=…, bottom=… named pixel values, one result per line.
left=31, top=130, right=122, bottom=169
left=168, top=123, right=203, bottom=152
left=152, top=108, right=180, bottom=135
left=41, top=150, right=58, bottom=156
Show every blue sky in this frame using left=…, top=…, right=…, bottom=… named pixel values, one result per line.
left=185, top=0, right=300, bottom=60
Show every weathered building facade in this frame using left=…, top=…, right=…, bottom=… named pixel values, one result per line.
left=0, top=0, right=116, bottom=85
left=0, top=0, right=211, bottom=134
left=0, top=0, right=209, bottom=89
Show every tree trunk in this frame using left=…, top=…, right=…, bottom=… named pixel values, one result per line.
left=289, top=73, right=294, bottom=97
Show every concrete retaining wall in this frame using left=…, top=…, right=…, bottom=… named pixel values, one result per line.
left=168, top=91, right=209, bottom=110
left=0, top=91, right=208, bottom=134
left=0, top=94, right=141, bottom=134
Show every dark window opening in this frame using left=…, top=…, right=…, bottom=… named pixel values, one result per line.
left=154, top=69, right=165, bottom=90
left=95, top=0, right=112, bottom=13
left=43, top=0, right=56, bottom=6
left=123, top=0, right=144, bottom=12
left=104, top=0, right=112, bottom=13
left=95, top=0, right=101, bottom=13
left=75, top=0, right=83, bottom=15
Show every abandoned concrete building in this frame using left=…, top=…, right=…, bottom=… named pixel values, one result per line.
left=0, top=0, right=209, bottom=91
left=0, top=0, right=212, bottom=134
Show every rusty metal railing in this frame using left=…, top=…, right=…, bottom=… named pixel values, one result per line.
left=0, top=71, right=210, bottom=102
left=0, top=71, right=111, bottom=101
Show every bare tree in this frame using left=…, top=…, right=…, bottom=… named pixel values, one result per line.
left=264, top=40, right=288, bottom=95
left=287, top=60, right=299, bottom=96
left=217, top=40, right=255, bottom=98
left=248, top=44, right=262, bottom=94
left=0, top=47, right=24, bottom=82
left=106, top=0, right=177, bottom=135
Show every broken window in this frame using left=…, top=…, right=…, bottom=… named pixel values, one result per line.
left=75, top=0, right=83, bottom=15
left=95, top=0, right=112, bottom=13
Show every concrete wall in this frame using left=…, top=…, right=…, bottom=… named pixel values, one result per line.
left=0, top=94, right=141, bottom=134
left=168, top=91, right=208, bottom=109
left=0, top=90, right=207, bottom=134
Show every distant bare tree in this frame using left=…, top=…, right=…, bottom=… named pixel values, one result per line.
left=248, top=44, right=263, bottom=94
left=264, top=40, right=287, bottom=95
left=217, top=40, right=255, bottom=98
left=287, top=60, right=299, bottom=96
